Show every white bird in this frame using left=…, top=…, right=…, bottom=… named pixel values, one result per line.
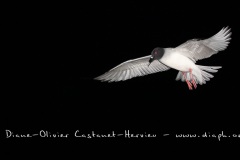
left=95, top=27, right=231, bottom=90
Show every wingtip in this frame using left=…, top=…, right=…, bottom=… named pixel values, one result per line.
left=93, top=77, right=99, bottom=80
left=94, top=74, right=112, bottom=82
left=222, top=26, right=232, bottom=35
left=94, top=75, right=100, bottom=80
left=94, top=75, right=104, bottom=81
left=212, top=26, right=232, bottom=46
left=222, top=26, right=230, bottom=31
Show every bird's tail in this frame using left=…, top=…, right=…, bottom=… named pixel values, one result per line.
left=175, top=65, right=222, bottom=85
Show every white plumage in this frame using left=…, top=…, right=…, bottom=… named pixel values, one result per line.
left=95, top=55, right=170, bottom=82
left=95, top=27, right=231, bottom=90
left=176, top=27, right=231, bottom=62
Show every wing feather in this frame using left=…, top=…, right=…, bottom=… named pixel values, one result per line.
left=176, top=27, right=231, bottom=62
left=95, top=55, right=170, bottom=82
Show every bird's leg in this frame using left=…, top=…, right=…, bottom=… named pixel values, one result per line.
left=182, top=71, right=192, bottom=90
left=189, top=69, right=197, bottom=89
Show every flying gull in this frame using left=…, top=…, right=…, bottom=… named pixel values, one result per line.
left=95, top=27, right=231, bottom=90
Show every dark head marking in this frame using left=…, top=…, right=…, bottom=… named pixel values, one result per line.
left=151, top=47, right=165, bottom=60
left=148, top=47, right=165, bottom=66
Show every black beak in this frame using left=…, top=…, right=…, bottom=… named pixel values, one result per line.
left=148, top=57, right=153, bottom=67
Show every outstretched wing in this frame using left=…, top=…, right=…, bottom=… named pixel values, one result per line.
left=95, top=55, right=170, bottom=82
left=176, top=27, right=231, bottom=62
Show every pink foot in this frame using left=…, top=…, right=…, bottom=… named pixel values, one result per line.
left=189, top=68, right=197, bottom=89
left=186, top=80, right=193, bottom=90
left=182, top=72, right=193, bottom=90
left=191, top=79, right=197, bottom=89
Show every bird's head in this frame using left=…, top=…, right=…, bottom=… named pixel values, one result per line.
left=148, top=47, right=165, bottom=66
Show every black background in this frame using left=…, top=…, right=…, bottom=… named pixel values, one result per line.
left=4, top=1, right=240, bottom=155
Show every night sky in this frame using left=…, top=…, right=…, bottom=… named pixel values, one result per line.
left=5, top=2, right=240, bottom=155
